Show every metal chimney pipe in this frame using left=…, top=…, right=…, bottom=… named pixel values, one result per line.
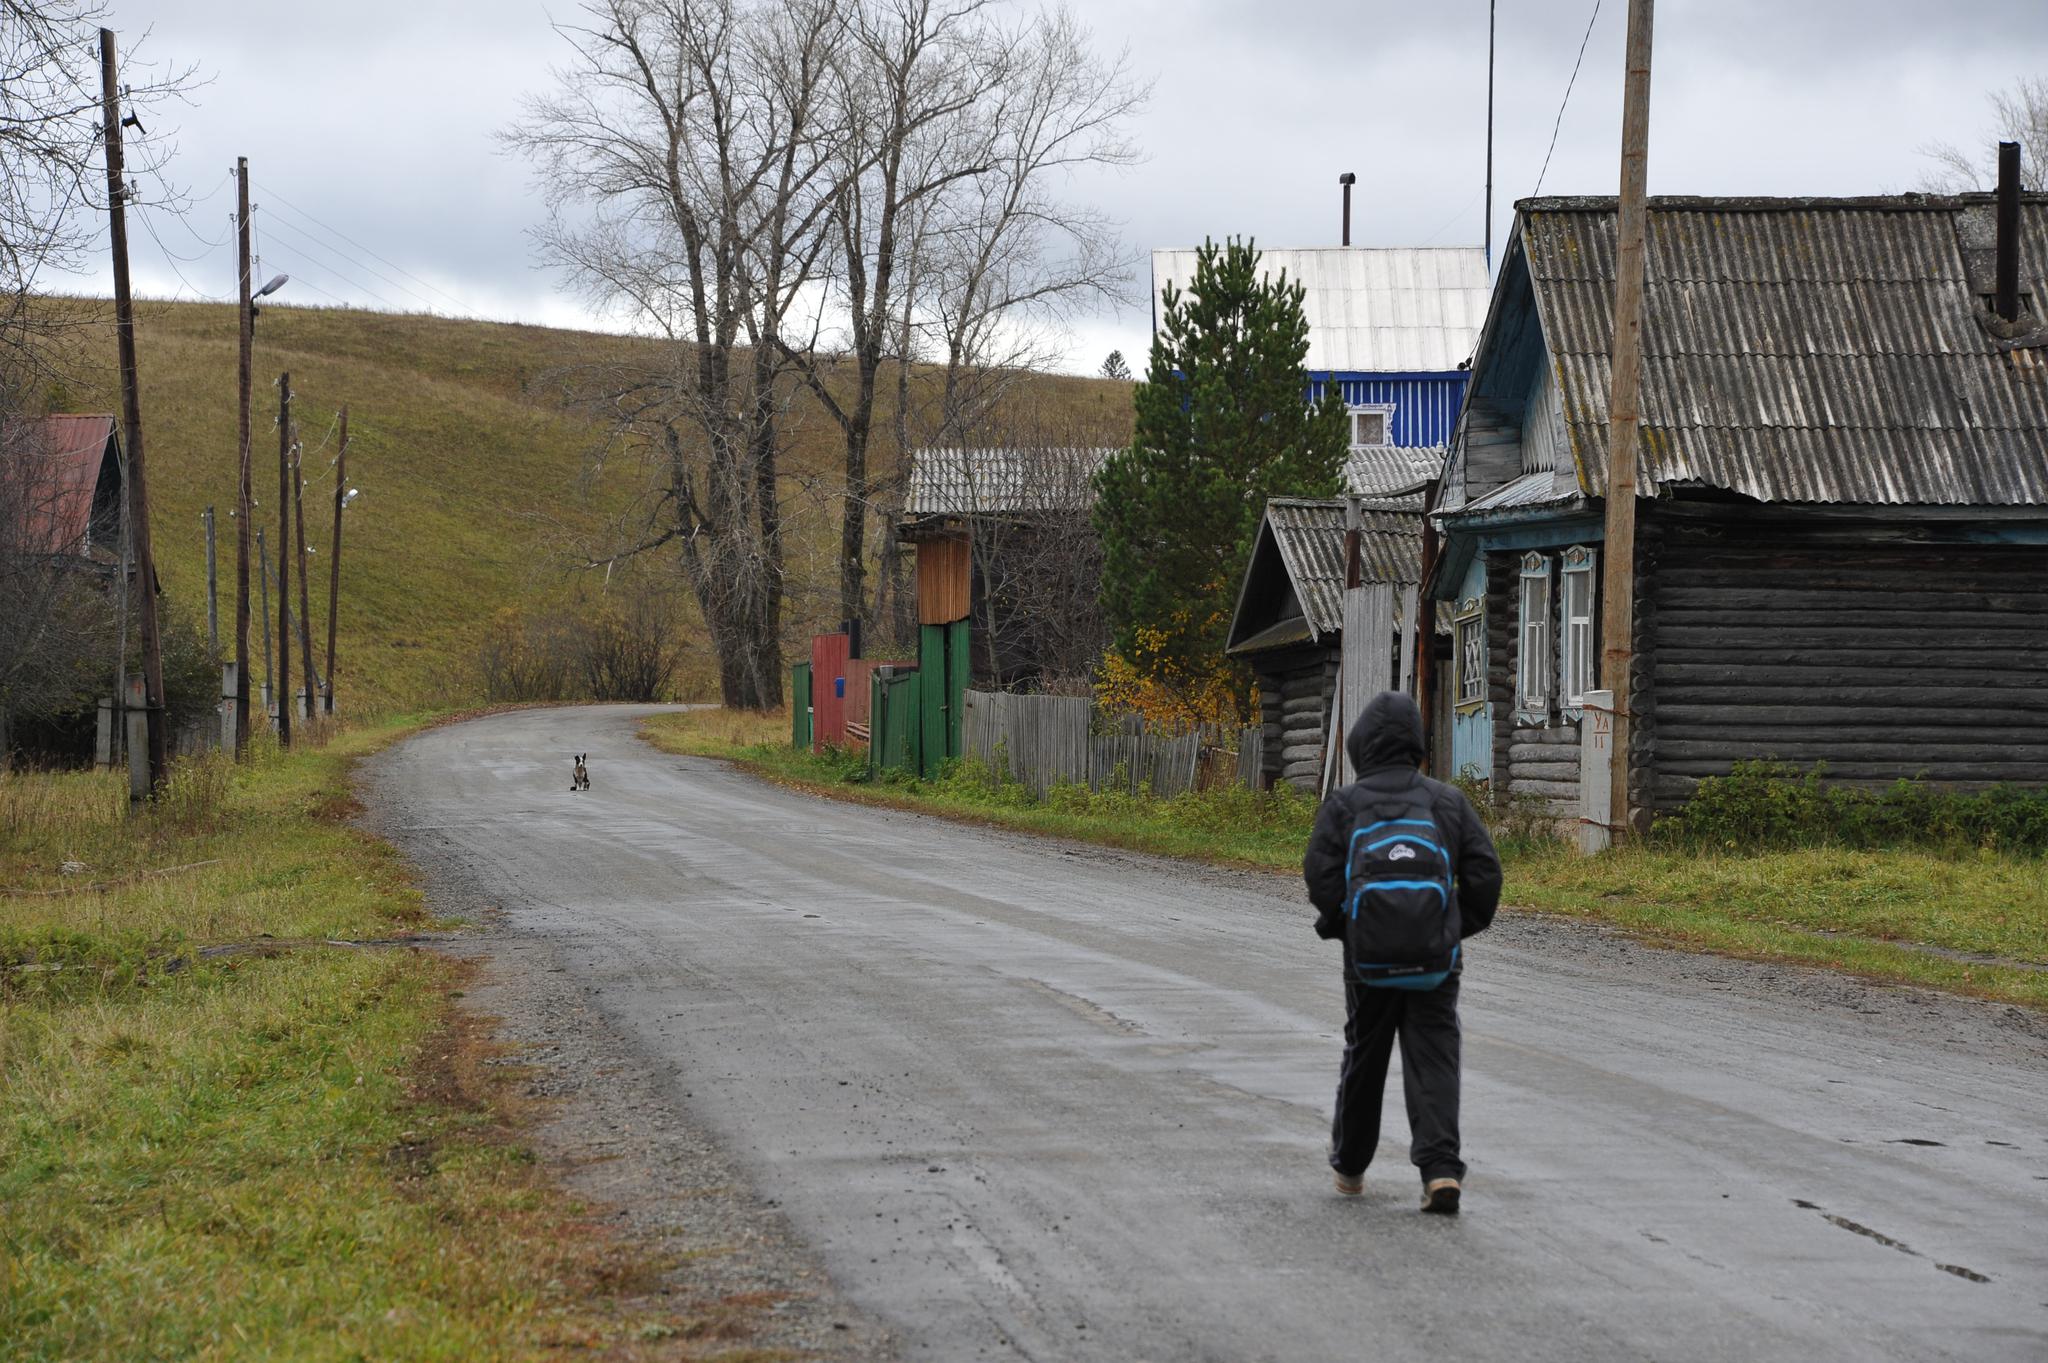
left=1996, top=140, right=2022, bottom=322
left=1340, top=172, right=1357, bottom=246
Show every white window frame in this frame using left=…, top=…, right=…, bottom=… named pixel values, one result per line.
left=1348, top=403, right=1395, bottom=448
left=1515, top=551, right=1552, bottom=722
left=1453, top=598, right=1485, bottom=711
left=1559, top=545, right=1598, bottom=715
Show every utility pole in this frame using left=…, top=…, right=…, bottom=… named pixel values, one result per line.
left=203, top=505, right=218, bottom=652
left=1600, top=0, right=1654, bottom=840
left=233, top=156, right=254, bottom=756
left=275, top=372, right=293, bottom=747
left=292, top=430, right=316, bottom=724
left=324, top=407, right=347, bottom=715
left=257, top=524, right=273, bottom=720
left=101, top=28, right=167, bottom=794
left=1485, top=0, right=1496, bottom=268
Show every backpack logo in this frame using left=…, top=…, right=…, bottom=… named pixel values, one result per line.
left=1388, top=844, right=1416, bottom=862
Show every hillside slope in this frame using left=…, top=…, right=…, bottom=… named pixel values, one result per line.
left=55, top=300, right=1130, bottom=713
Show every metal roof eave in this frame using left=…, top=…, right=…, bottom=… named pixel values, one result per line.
left=1226, top=615, right=1316, bottom=657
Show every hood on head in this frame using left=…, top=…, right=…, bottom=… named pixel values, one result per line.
left=1347, top=691, right=1424, bottom=773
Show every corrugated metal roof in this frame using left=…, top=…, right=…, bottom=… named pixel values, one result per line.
left=1152, top=247, right=1489, bottom=374
left=1457, top=468, right=1581, bottom=515
left=905, top=447, right=1115, bottom=517
left=908, top=442, right=1440, bottom=519
left=3, top=414, right=117, bottom=553
left=1516, top=195, right=2048, bottom=505
left=1346, top=444, right=1444, bottom=498
left=1266, top=498, right=1425, bottom=637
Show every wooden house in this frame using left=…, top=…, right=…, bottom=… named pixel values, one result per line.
left=1153, top=246, right=1489, bottom=470
left=1199, top=247, right=1489, bottom=791
left=1431, top=192, right=2048, bottom=827
left=897, top=445, right=1115, bottom=692
left=4, top=414, right=125, bottom=570
left=1226, top=497, right=1438, bottom=789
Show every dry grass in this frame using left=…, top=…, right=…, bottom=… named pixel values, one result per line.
left=0, top=721, right=798, bottom=1360
left=48, top=296, right=1130, bottom=713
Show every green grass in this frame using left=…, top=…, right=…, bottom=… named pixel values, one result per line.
left=643, top=709, right=2048, bottom=1010
left=47, top=297, right=1132, bottom=714
left=0, top=724, right=785, bottom=1360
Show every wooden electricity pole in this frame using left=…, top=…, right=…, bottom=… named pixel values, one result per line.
left=275, top=373, right=293, bottom=747
left=324, top=407, right=348, bottom=715
left=257, top=524, right=272, bottom=717
left=100, top=28, right=167, bottom=794
left=292, top=431, right=316, bottom=724
left=1600, top=0, right=1655, bottom=839
left=203, top=505, right=218, bottom=652
left=233, top=156, right=254, bottom=755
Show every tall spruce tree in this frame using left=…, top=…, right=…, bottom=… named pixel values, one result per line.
left=1094, top=238, right=1349, bottom=696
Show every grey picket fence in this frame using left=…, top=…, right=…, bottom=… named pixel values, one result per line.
left=961, top=689, right=1261, bottom=801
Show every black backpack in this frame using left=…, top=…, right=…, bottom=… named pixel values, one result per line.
left=1344, top=776, right=1461, bottom=990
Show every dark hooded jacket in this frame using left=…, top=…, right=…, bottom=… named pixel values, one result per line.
left=1302, top=691, right=1502, bottom=944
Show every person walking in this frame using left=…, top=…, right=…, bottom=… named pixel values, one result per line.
left=1303, top=691, right=1502, bottom=1213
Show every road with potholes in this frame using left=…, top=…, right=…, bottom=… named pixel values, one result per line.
left=363, top=705, right=2048, bottom=1362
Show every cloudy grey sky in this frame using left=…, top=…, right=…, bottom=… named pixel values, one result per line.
left=75, top=0, right=2048, bottom=374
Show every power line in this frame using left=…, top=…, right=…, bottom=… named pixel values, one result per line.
left=258, top=212, right=415, bottom=312
left=261, top=185, right=474, bottom=314
left=1533, top=0, right=1604, bottom=197
left=259, top=209, right=446, bottom=315
left=135, top=205, right=233, bottom=301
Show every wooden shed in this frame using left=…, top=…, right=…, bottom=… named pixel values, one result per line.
left=898, top=446, right=1113, bottom=692
left=1225, top=498, right=1439, bottom=789
left=1431, top=192, right=2048, bottom=825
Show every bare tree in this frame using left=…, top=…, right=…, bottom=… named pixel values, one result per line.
left=780, top=0, right=1143, bottom=633
left=1921, top=76, right=2048, bottom=191
left=508, top=0, right=847, bottom=709
left=1, top=1, right=196, bottom=392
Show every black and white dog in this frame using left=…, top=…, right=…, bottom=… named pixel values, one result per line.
left=571, top=753, right=590, bottom=792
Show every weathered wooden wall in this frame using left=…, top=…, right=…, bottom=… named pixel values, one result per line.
left=1645, top=520, right=2048, bottom=809
left=915, top=534, right=972, bottom=625
left=1254, top=644, right=1340, bottom=790
left=962, top=690, right=1261, bottom=801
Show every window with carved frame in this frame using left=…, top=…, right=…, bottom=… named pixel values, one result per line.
left=1559, top=545, right=1598, bottom=713
left=1516, top=552, right=1552, bottom=720
left=1453, top=599, right=1485, bottom=709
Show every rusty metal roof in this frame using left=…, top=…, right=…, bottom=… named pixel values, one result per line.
left=3, top=414, right=118, bottom=554
left=1152, top=247, right=1489, bottom=373
left=1517, top=194, right=2048, bottom=505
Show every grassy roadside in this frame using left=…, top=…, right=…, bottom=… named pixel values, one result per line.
left=1, top=723, right=783, bottom=1361
left=642, top=709, right=2048, bottom=1010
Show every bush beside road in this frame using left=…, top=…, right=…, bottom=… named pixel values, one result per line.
left=642, top=708, right=2048, bottom=1011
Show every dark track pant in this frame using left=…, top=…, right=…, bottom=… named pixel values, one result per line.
left=1329, top=971, right=1465, bottom=1183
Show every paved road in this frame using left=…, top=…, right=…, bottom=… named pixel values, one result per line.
left=366, top=706, right=2048, bottom=1362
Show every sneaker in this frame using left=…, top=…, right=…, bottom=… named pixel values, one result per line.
left=1422, top=1177, right=1461, bottom=1214
left=1333, top=1169, right=1364, bottom=1197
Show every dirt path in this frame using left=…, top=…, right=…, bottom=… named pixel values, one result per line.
left=361, top=704, right=2048, bottom=1363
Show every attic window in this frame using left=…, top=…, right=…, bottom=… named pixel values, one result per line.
left=1349, top=404, right=1394, bottom=447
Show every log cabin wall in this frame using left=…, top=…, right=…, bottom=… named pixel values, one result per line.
left=1254, top=644, right=1341, bottom=790
left=1644, top=516, right=2048, bottom=812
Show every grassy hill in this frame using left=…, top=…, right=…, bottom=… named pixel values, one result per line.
left=51, top=299, right=1132, bottom=714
